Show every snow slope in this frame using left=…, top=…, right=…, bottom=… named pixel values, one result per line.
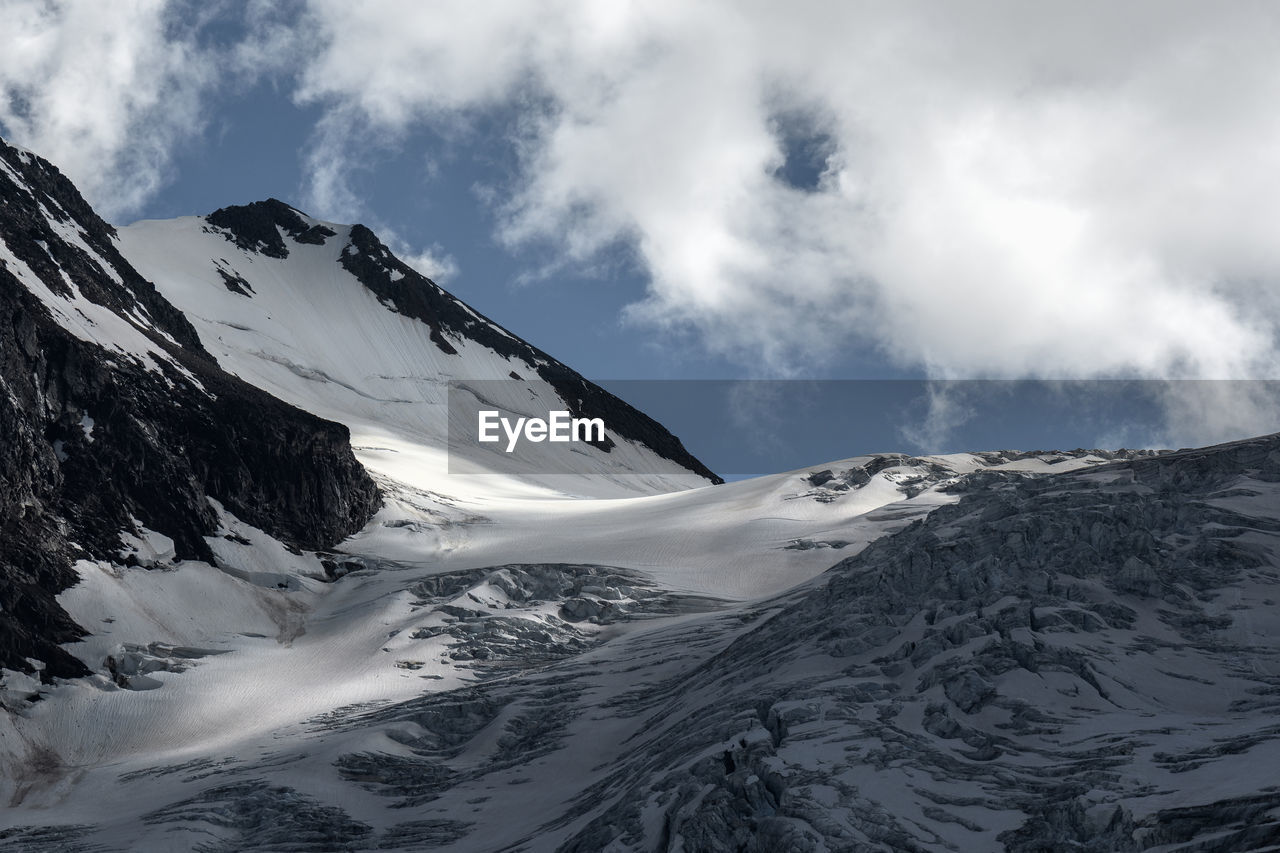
left=117, top=208, right=713, bottom=499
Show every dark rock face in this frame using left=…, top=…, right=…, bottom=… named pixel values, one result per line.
left=205, top=198, right=336, bottom=259
left=215, top=263, right=254, bottom=297
left=0, top=140, right=380, bottom=680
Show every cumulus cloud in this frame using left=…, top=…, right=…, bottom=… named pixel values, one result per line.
left=6, top=1, right=1280, bottom=451
left=293, top=0, right=1280, bottom=389
left=0, top=0, right=222, bottom=219
left=394, top=238, right=459, bottom=284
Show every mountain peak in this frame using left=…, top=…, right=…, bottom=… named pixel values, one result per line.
left=205, top=198, right=337, bottom=259
left=174, top=200, right=725, bottom=484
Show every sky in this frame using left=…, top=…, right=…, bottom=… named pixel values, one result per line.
left=3, top=1, right=1280, bottom=455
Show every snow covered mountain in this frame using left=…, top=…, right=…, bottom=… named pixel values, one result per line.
left=4, top=136, right=1280, bottom=852
left=117, top=199, right=719, bottom=498
left=0, top=133, right=715, bottom=686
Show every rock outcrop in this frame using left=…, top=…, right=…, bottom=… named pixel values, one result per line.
left=0, top=139, right=380, bottom=679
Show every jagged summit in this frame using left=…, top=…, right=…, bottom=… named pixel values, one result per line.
left=0, top=133, right=719, bottom=681
left=205, top=198, right=338, bottom=258
left=0, top=136, right=206, bottom=358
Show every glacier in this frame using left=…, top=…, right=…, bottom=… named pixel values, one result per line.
left=2, top=136, right=1280, bottom=852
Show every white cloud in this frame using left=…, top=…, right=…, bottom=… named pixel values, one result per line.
left=393, top=240, right=458, bottom=284
left=898, top=383, right=978, bottom=455
left=6, top=1, right=1280, bottom=451
left=297, top=107, right=459, bottom=282
left=1151, top=381, right=1280, bottom=450
left=293, top=0, right=1280, bottom=393
left=298, top=107, right=370, bottom=222
left=0, top=0, right=222, bottom=219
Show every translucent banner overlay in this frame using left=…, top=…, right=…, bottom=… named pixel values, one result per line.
left=448, top=379, right=1280, bottom=478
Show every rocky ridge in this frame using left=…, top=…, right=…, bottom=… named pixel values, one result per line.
left=0, top=139, right=380, bottom=680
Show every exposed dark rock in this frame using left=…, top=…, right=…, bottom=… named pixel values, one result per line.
left=795, top=453, right=962, bottom=503
left=215, top=264, right=254, bottom=296
left=806, top=469, right=834, bottom=487
left=782, top=538, right=850, bottom=550
left=0, top=139, right=381, bottom=679
left=206, top=198, right=335, bottom=259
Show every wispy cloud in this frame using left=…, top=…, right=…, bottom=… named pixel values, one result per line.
left=898, top=383, right=978, bottom=455
left=1150, top=381, right=1280, bottom=450
left=0, top=0, right=226, bottom=220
